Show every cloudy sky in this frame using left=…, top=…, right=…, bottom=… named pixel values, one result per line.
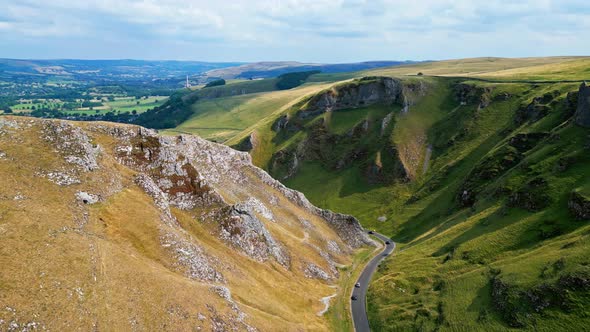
left=1, top=0, right=589, bottom=62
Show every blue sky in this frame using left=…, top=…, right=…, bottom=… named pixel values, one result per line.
left=1, top=0, right=589, bottom=62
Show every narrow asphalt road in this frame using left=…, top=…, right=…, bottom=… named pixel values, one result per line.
left=352, top=232, right=395, bottom=332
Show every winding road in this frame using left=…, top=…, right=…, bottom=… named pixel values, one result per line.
left=351, top=232, right=395, bottom=332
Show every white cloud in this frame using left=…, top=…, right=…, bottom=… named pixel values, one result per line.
left=0, top=0, right=589, bottom=60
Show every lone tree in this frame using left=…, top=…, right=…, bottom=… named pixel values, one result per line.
left=417, top=72, right=424, bottom=76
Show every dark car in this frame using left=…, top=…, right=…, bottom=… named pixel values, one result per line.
left=385, top=240, right=391, bottom=245
left=368, top=230, right=374, bottom=234
left=355, top=283, right=361, bottom=288
left=351, top=295, right=358, bottom=301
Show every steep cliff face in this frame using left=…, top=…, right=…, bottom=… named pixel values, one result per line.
left=297, top=76, right=402, bottom=118
left=0, top=116, right=371, bottom=331
left=575, top=82, right=590, bottom=127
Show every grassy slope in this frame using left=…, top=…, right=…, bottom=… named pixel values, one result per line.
left=164, top=83, right=331, bottom=142
left=365, top=57, right=590, bottom=80
left=365, top=80, right=590, bottom=330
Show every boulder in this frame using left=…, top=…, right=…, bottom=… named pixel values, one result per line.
left=574, top=82, right=590, bottom=127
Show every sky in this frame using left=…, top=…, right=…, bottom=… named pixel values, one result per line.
left=1, top=0, right=589, bottom=62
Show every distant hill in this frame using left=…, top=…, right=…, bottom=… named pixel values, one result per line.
left=201, top=60, right=419, bottom=80
left=0, top=59, right=243, bottom=82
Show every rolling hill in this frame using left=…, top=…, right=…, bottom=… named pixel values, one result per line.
left=200, top=61, right=419, bottom=81
left=146, top=56, right=590, bottom=331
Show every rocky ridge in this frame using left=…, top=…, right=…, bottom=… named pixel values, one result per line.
left=0, top=116, right=372, bottom=331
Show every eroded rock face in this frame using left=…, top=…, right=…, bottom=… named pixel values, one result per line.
left=454, top=83, right=494, bottom=109
left=108, top=121, right=371, bottom=249
left=218, top=202, right=290, bottom=267
left=574, top=82, right=590, bottom=128
left=297, top=76, right=402, bottom=118
left=41, top=120, right=101, bottom=172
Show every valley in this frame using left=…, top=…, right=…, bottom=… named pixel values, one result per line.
left=3, top=1, right=590, bottom=331
left=142, top=57, right=590, bottom=331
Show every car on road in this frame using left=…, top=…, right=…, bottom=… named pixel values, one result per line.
left=351, top=295, right=358, bottom=300
left=368, top=230, right=374, bottom=234
left=355, top=282, right=361, bottom=288
left=385, top=240, right=391, bottom=245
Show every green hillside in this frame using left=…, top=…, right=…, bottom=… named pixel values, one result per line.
left=150, top=57, right=590, bottom=331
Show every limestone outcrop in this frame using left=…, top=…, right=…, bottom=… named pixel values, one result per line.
left=297, top=76, right=402, bottom=118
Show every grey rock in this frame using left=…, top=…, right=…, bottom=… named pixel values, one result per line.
left=160, top=231, right=225, bottom=283
left=75, top=191, right=100, bottom=204
left=222, top=202, right=290, bottom=267
left=41, top=120, right=100, bottom=172
left=304, top=262, right=332, bottom=281
left=44, top=171, right=81, bottom=186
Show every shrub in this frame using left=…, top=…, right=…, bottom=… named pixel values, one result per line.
left=204, top=79, right=226, bottom=88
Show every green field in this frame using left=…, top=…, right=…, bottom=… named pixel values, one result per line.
left=9, top=96, right=167, bottom=116
left=100, top=96, right=167, bottom=113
